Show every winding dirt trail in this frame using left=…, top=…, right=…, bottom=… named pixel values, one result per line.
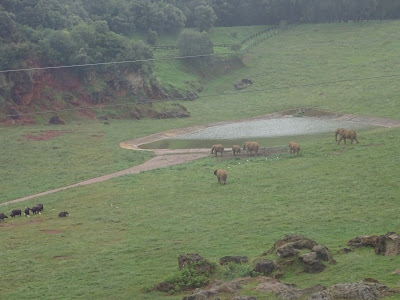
left=2, top=110, right=399, bottom=207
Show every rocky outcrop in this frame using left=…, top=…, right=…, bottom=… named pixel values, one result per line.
left=347, top=236, right=379, bottom=248
left=265, top=234, right=318, bottom=255
left=234, top=78, right=253, bottom=90
left=219, top=256, right=249, bottom=265
left=374, top=232, right=400, bottom=256
left=347, top=232, right=400, bottom=256
left=49, top=115, right=65, bottom=125
left=300, top=252, right=325, bottom=274
left=178, top=253, right=215, bottom=274
left=253, top=260, right=279, bottom=276
left=308, top=279, right=399, bottom=300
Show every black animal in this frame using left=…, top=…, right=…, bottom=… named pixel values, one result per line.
left=0, top=213, right=8, bottom=221
left=24, top=208, right=31, bottom=216
left=31, top=206, right=41, bottom=214
left=37, top=204, right=44, bottom=211
left=10, top=209, right=22, bottom=217
left=58, top=211, right=69, bottom=217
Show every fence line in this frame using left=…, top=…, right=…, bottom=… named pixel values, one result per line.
left=150, top=25, right=292, bottom=53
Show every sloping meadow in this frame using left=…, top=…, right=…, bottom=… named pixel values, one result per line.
left=1, top=127, right=399, bottom=299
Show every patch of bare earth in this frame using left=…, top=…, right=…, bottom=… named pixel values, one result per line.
left=24, top=130, right=70, bottom=141
left=41, top=229, right=63, bottom=234
left=53, top=256, right=69, bottom=259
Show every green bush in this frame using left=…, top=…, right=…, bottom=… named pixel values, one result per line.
left=165, top=266, right=210, bottom=292
left=221, top=262, right=260, bottom=280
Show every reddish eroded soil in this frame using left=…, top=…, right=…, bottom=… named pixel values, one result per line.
left=24, top=130, right=70, bottom=141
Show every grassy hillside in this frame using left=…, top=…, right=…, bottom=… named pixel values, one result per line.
left=1, top=127, right=399, bottom=299
left=1, top=21, right=400, bottom=299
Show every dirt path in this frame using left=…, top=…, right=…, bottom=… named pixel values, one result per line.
left=2, top=110, right=399, bottom=207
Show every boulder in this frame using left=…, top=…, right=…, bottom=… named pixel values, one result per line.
left=234, top=78, right=253, bottom=90
left=347, top=236, right=378, bottom=248
left=219, top=256, right=248, bottom=265
left=299, top=252, right=325, bottom=274
left=326, top=283, right=380, bottom=300
left=182, top=288, right=218, bottom=300
left=312, top=245, right=335, bottom=263
left=307, top=279, right=400, bottom=300
left=255, top=278, right=301, bottom=299
left=374, top=232, right=400, bottom=256
left=266, top=234, right=318, bottom=254
left=49, top=115, right=65, bottom=125
left=178, top=253, right=215, bottom=274
left=253, top=260, right=278, bottom=276
left=277, top=244, right=299, bottom=258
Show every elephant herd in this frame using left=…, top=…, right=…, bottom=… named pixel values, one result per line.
left=211, top=142, right=260, bottom=157
left=213, top=128, right=358, bottom=184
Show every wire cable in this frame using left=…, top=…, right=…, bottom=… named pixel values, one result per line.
left=2, top=73, right=399, bottom=118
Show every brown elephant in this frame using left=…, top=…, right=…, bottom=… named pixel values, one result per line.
left=232, top=145, right=241, bottom=156
left=335, top=128, right=345, bottom=142
left=214, top=169, right=227, bottom=184
left=337, top=129, right=358, bottom=145
left=289, top=142, right=300, bottom=154
left=243, top=142, right=259, bottom=155
left=211, top=144, right=224, bottom=156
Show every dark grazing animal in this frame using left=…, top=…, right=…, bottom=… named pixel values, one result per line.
left=31, top=206, right=41, bottom=214
left=10, top=209, right=22, bottom=217
left=37, top=204, right=44, bottom=211
left=24, top=208, right=31, bottom=216
left=0, top=213, right=8, bottom=221
left=58, top=211, right=69, bottom=217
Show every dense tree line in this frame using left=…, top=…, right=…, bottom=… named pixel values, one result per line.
left=1, top=0, right=400, bottom=70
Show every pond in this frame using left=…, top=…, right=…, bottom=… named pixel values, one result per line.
left=139, top=117, right=378, bottom=149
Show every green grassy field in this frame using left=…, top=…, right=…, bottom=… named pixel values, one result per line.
left=1, top=21, right=400, bottom=299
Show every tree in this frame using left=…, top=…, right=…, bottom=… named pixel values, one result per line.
left=0, top=10, right=17, bottom=41
left=193, top=5, right=217, bottom=31
left=176, top=29, right=213, bottom=66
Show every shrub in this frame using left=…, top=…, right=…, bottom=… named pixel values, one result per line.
left=165, top=266, right=210, bottom=292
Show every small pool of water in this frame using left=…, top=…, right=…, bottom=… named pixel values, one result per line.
left=139, top=117, right=379, bottom=149
left=175, top=117, right=375, bottom=140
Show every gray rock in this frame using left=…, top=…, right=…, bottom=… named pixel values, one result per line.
left=255, top=278, right=301, bottom=299
left=219, top=256, right=248, bottom=265
left=178, top=253, right=214, bottom=274
left=328, top=283, right=380, bottom=300
left=253, top=260, right=276, bottom=276
left=347, top=235, right=378, bottom=248
left=374, top=232, right=400, bottom=256
left=312, top=245, right=334, bottom=262
left=277, top=244, right=299, bottom=258
left=300, top=253, right=325, bottom=273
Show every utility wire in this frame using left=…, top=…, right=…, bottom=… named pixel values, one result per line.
left=0, top=53, right=225, bottom=73
left=3, top=73, right=399, bottom=118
